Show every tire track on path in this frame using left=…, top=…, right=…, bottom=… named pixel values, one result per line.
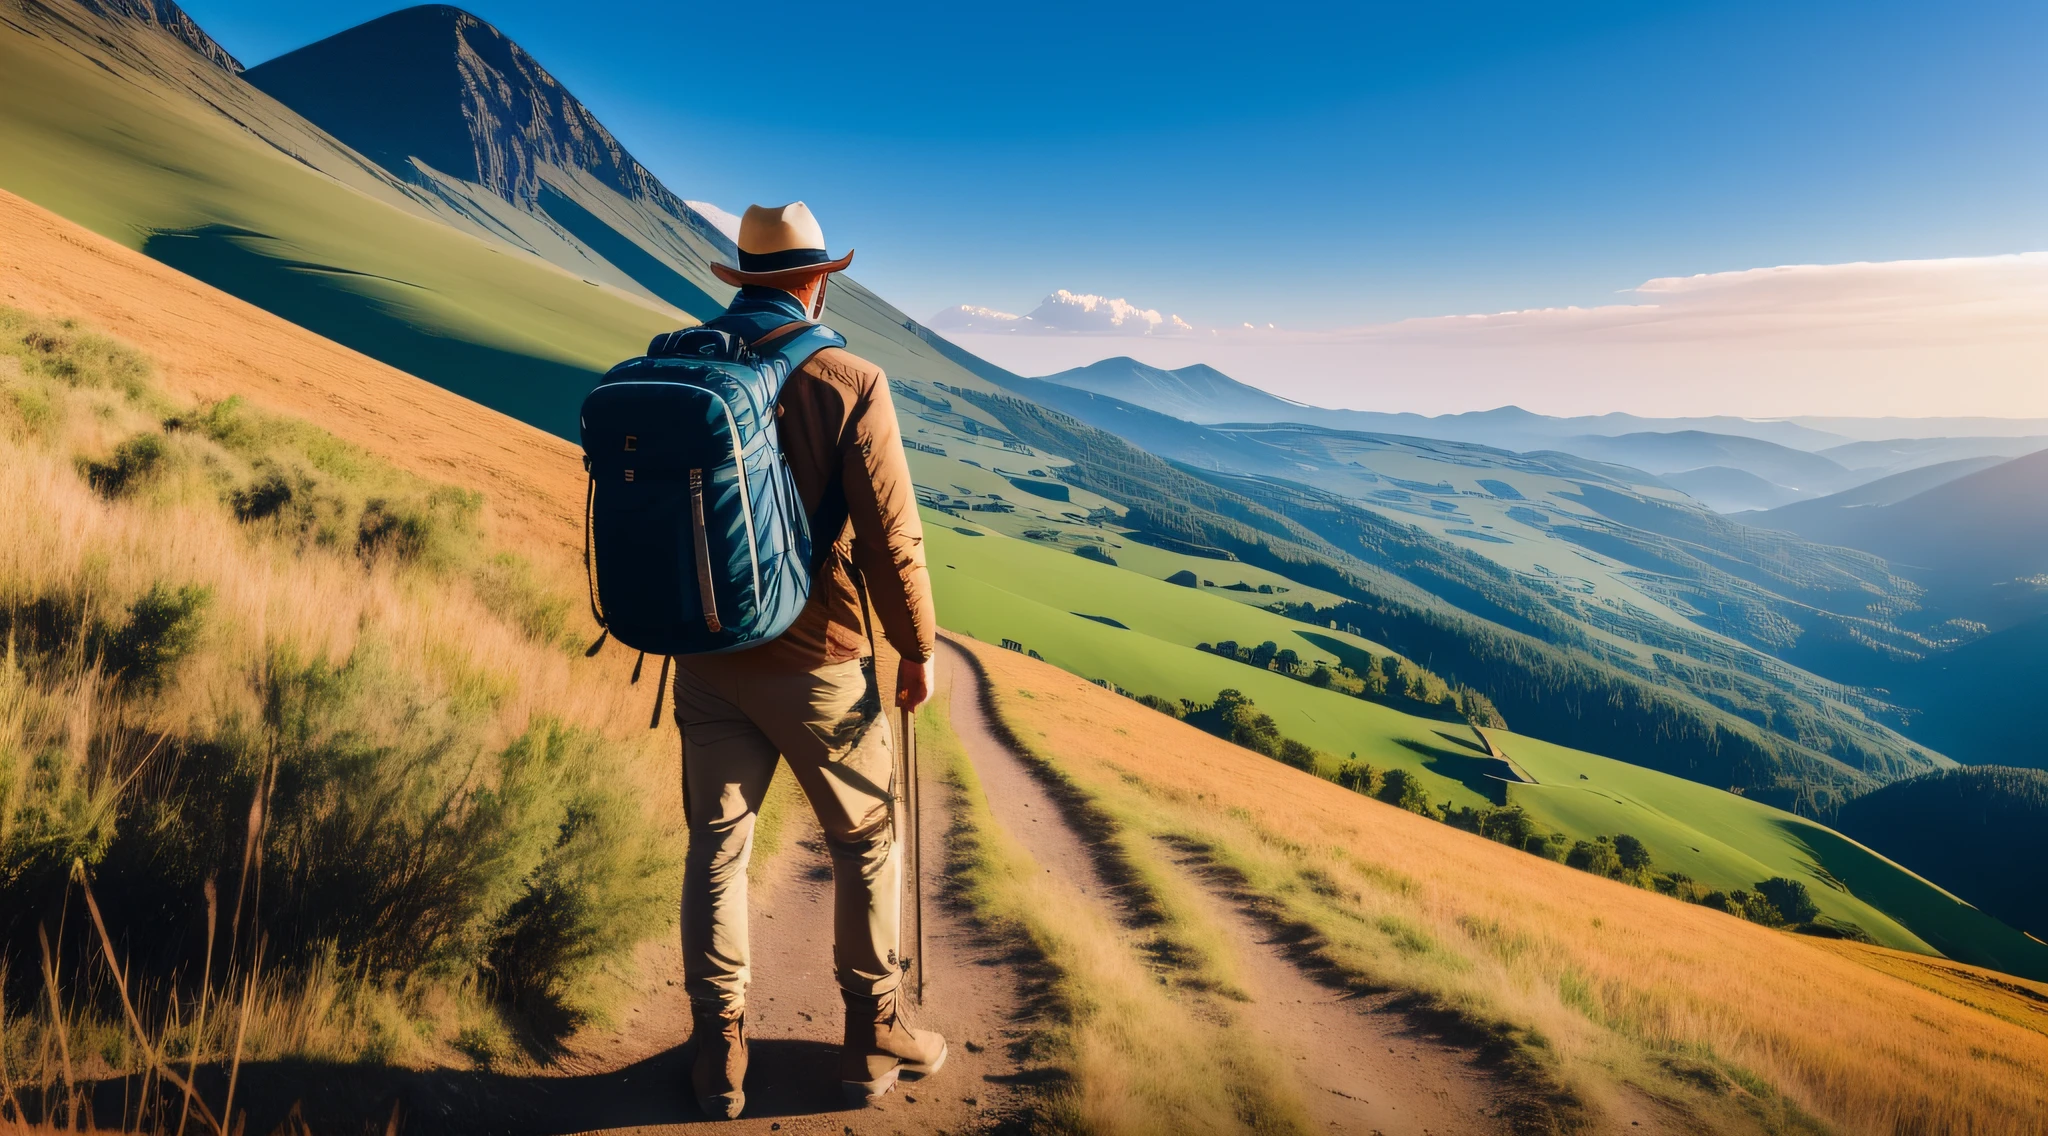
left=942, top=634, right=1508, bottom=1136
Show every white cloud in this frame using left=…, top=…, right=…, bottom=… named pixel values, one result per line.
left=931, top=289, right=1198, bottom=336
left=684, top=200, right=741, bottom=242
left=937, top=253, right=2048, bottom=418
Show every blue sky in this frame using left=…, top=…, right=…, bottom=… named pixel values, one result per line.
left=184, top=0, right=2048, bottom=334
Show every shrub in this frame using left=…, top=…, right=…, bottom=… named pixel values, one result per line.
left=1479, top=805, right=1539, bottom=849
left=1567, top=836, right=1622, bottom=878
left=101, top=583, right=209, bottom=694
left=1, top=310, right=152, bottom=401
left=1336, top=762, right=1380, bottom=796
left=1134, top=692, right=1184, bottom=719
left=81, top=432, right=169, bottom=497
left=1276, top=737, right=1319, bottom=773
left=1376, top=768, right=1437, bottom=818
left=1756, top=877, right=1820, bottom=924
left=1613, top=833, right=1652, bottom=874
left=357, top=487, right=480, bottom=566
left=1527, top=832, right=1567, bottom=860
left=1167, top=570, right=1198, bottom=587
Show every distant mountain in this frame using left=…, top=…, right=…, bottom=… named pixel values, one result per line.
left=1659, top=466, right=1812, bottom=513
left=1038, top=356, right=1313, bottom=423
left=1791, top=415, right=2048, bottom=442
left=1742, top=456, right=2009, bottom=525
left=1836, top=766, right=2048, bottom=939
left=1556, top=431, right=1864, bottom=496
left=1753, top=449, right=2048, bottom=628
left=1033, top=357, right=1852, bottom=451
left=1817, top=435, right=2048, bottom=476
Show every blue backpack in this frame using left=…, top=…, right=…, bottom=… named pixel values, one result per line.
left=580, top=313, right=848, bottom=714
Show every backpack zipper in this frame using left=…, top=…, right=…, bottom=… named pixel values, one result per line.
left=713, top=395, right=763, bottom=607
left=689, top=468, right=722, bottom=634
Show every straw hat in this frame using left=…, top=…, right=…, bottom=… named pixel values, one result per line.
left=709, top=202, right=855, bottom=288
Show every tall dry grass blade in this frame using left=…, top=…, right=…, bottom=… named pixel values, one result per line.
left=71, top=862, right=223, bottom=1135
left=176, top=876, right=218, bottom=1136
left=220, top=958, right=260, bottom=1136
left=35, top=926, right=75, bottom=1134
left=0, top=962, right=22, bottom=1125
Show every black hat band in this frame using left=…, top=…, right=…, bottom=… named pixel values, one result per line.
left=737, top=247, right=836, bottom=273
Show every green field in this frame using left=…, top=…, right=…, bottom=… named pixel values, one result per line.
left=926, top=518, right=2048, bottom=977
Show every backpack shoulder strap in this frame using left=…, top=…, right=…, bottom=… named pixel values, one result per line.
left=752, top=320, right=849, bottom=387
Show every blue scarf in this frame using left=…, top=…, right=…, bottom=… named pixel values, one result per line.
left=722, top=286, right=810, bottom=325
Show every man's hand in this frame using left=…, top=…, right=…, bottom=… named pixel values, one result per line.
left=896, top=656, right=934, bottom=710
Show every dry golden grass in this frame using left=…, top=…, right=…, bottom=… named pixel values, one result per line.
left=952, top=634, right=2048, bottom=1135
left=0, top=302, right=682, bottom=1102
left=0, top=188, right=586, bottom=573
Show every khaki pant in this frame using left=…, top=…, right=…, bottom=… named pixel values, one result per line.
left=673, top=656, right=900, bottom=1012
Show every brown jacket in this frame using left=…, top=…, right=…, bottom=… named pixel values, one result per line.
left=730, top=345, right=934, bottom=669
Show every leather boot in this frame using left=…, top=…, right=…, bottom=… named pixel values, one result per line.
left=690, top=1003, right=747, bottom=1118
left=840, top=986, right=948, bottom=1103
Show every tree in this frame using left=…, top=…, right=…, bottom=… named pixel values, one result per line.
left=1567, top=836, right=1622, bottom=878
left=1479, top=805, right=1539, bottom=850
left=1336, top=763, right=1380, bottom=796
left=1613, top=834, right=1652, bottom=874
left=1376, top=769, right=1437, bottom=818
left=1273, top=647, right=1302, bottom=675
left=1213, top=689, right=1281, bottom=757
left=1755, top=877, right=1819, bottom=924
left=1214, top=640, right=1240, bottom=661
left=1248, top=640, right=1280, bottom=670
left=1277, top=738, right=1319, bottom=772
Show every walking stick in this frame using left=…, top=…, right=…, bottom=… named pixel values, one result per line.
left=900, top=701, right=926, bottom=1004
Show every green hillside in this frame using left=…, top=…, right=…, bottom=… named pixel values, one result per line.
left=926, top=519, right=2048, bottom=978
left=1837, top=765, right=2048, bottom=941
left=0, top=0, right=681, bottom=433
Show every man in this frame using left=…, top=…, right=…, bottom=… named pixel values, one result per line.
left=674, top=202, right=942, bottom=1118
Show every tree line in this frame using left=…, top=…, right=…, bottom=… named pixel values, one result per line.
left=1194, top=636, right=1507, bottom=729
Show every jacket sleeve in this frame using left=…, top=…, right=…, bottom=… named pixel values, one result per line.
left=841, top=370, right=936, bottom=662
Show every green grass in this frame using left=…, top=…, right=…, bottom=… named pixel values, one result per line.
left=926, top=518, right=2048, bottom=978
left=0, top=13, right=679, bottom=436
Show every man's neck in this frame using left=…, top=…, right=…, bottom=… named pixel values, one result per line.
left=731, top=286, right=809, bottom=320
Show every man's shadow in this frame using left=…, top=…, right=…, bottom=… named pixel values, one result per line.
left=59, top=1039, right=851, bottom=1135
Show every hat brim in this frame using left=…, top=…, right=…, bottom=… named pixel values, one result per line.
left=710, top=250, right=855, bottom=289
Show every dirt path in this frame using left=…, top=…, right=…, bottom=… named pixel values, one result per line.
left=940, top=636, right=1506, bottom=1136
left=540, top=695, right=1036, bottom=1136
left=221, top=690, right=1032, bottom=1135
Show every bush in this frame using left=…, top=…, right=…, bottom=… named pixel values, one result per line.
left=1336, top=762, right=1380, bottom=796
left=81, top=432, right=169, bottom=497
left=101, top=583, right=209, bottom=694
left=1613, top=833, right=1652, bottom=874
left=1527, top=832, right=1567, bottom=860
left=1134, top=692, right=1183, bottom=719
left=1376, top=768, right=1437, bottom=818
left=1167, top=570, right=1198, bottom=587
left=1074, top=543, right=1117, bottom=566
left=1756, top=877, right=1820, bottom=924
left=1567, top=836, right=1622, bottom=878
left=1276, top=737, right=1319, bottom=773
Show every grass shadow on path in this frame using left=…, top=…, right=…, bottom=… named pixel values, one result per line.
left=48, top=1040, right=855, bottom=1135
